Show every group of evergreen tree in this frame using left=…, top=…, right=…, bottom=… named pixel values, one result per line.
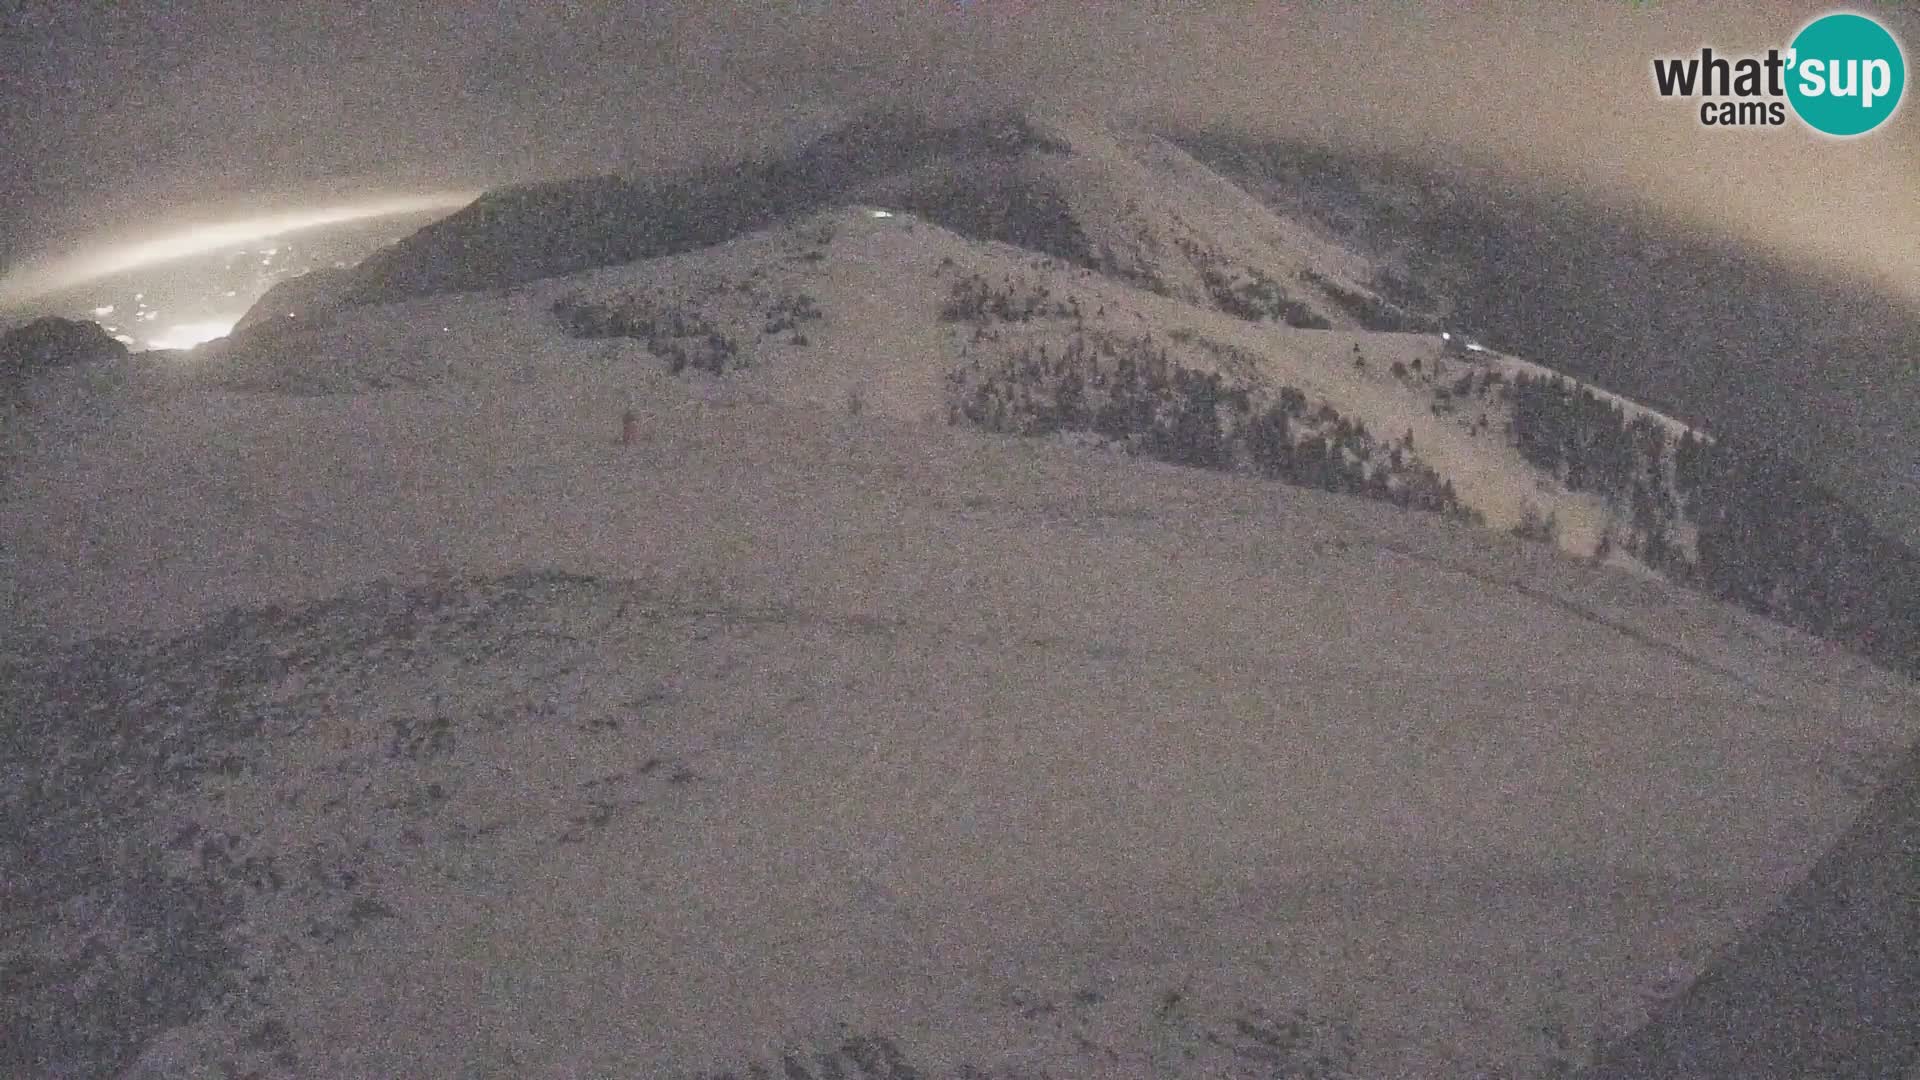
left=938, top=273, right=1081, bottom=325
left=1511, top=502, right=1560, bottom=545
left=1510, top=372, right=1632, bottom=490
left=551, top=293, right=741, bottom=374
left=1678, top=436, right=1920, bottom=677
left=1505, top=371, right=1681, bottom=564
left=1298, top=269, right=1437, bottom=333
left=1504, top=367, right=1920, bottom=677
left=1093, top=244, right=1174, bottom=297
left=1447, top=368, right=1501, bottom=399
left=1195, top=266, right=1331, bottom=329
left=946, top=330, right=1478, bottom=523
left=762, top=292, right=824, bottom=336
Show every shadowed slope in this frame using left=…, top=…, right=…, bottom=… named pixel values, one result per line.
left=1578, top=735, right=1920, bottom=1080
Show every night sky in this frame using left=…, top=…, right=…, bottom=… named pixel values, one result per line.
left=3, top=2, right=1918, bottom=318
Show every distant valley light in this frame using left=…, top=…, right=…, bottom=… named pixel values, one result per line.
left=147, top=318, right=239, bottom=352
left=0, top=191, right=481, bottom=307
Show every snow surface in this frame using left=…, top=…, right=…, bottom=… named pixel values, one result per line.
left=5, top=206, right=1918, bottom=1076
left=446, top=207, right=1705, bottom=566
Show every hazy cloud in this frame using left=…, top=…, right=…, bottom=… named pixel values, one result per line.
left=4, top=2, right=1917, bottom=304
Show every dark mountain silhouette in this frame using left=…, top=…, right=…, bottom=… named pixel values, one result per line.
left=1578, top=733, right=1920, bottom=1079
left=1, top=315, right=127, bottom=376
left=338, top=108, right=1090, bottom=306
left=233, top=266, right=357, bottom=334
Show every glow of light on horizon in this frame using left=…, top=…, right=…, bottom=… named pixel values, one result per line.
left=147, top=317, right=241, bottom=351
left=0, top=191, right=481, bottom=306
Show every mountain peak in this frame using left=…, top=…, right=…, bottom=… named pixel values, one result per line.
left=304, top=105, right=1410, bottom=339
left=804, top=102, right=1077, bottom=156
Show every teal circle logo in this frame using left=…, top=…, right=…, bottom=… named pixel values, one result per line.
left=1787, top=12, right=1906, bottom=136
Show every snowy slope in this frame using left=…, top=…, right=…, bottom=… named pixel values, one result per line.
left=212, top=204, right=1704, bottom=573
left=9, top=111, right=1886, bottom=1080
left=942, top=112, right=1382, bottom=327
left=5, top=316, right=1917, bottom=1077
